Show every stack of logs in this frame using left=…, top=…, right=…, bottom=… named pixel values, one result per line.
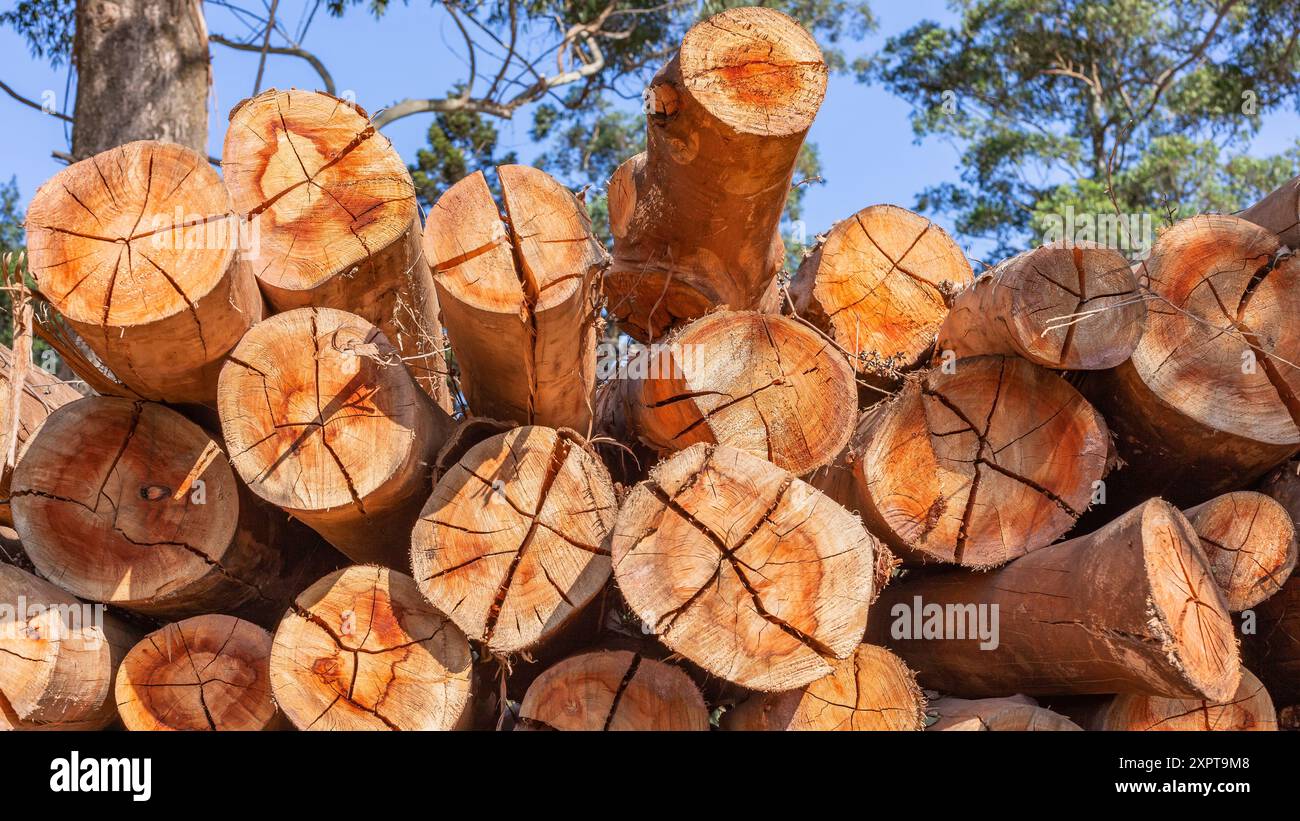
left=2, top=5, right=1298, bottom=732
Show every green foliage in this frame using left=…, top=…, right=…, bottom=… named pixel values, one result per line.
left=871, top=0, right=1300, bottom=255
left=0, top=0, right=76, bottom=65
left=409, top=99, right=519, bottom=211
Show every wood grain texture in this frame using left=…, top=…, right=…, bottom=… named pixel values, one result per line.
left=0, top=344, right=82, bottom=527
left=927, top=695, right=1081, bottom=731
left=518, top=650, right=708, bottom=731
left=1184, top=492, right=1296, bottom=611
left=1069, top=667, right=1276, bottom=731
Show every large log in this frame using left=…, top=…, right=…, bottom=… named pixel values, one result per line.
left=0, top=344, right=82, bottom=527
left=24, top=141, right=263, bottom=405
left=926, top=695, right=1081, bottom=731
left=0, top=564, right=137, bottom=729
left=868, top=499, right=1241, bottom=701
left=604, top=6, right=827, bottom=341
left=1078, top=215, right=1300, bottom=508
left=219, top=307, right=452, bottom=568
left=1063, top=666, right=1276, bottom=731
left=1240, top=174, right=1300, bottom=249
left=1184, top=492, right=1295, bottom=612
left=115, top=615, right=279, bottom=731
left=613, top=311, right=857, bottom=474
left=792, top=204, right=973, bottom=382
left=10, top=397, right=311, bottom=619
left=936, top=242, right=1145, bottom=370
left=722, top=644, right=924, bottom=731
left=269, top=565, right=474, bottom=731
left=423, top=165, right=604, bottom=431
left=852, top=355, right=1111, bottom=567
left=223, top=89, right=451, bottom=409
left=518, top=650, right=709, bottom=731
left=411, top=426, right=617, bottom=655
left=612, top=443, right=877, bottom=691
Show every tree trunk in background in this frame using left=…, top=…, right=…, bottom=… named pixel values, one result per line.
left=72, top=0, right=210, bottom=158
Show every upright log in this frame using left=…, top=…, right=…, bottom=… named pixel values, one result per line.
left=0, top=564, right=137, bottom=729
left=615, top=311, right=857, bottom=474
left=10, top=397, right=307, bottom=619
left=220, top=307, right=452, bottom=568
left=605, top=6, right=828, bottom=341
left=411, top=426, right=618, bottom=655
left=1078, top=216, right=1300, bottom=507
left=1062, top=666, right=1277, bottom=731
left=936, top=242, right=1145, bottom=370
left=926, top=695, right=1082, bottom=731
left=1184, top=492, right=1295, bottom=611
left=1240, top=174, right=1300, bottom=249
left=270, top=566, right=474, bottom=731
left=792, top=204, right=973, bottom=381
left=612, top=443, right=877, bottom=692
left=223, top=89, right=451, bottom=408
left=518, top=651, right=709, bottom=731
left=853, top=355, right=1111, bottom=567
left=423, top=166, right=604, bottom=431
left=0, top=344, right=82, bottom=527
left=722, top=644, right=925, bottom=731
left=25, top=141, right=263, bottom=405
left=115, top=615, right=279, bottom=731
left=868, top=499, right=1241, bottom=701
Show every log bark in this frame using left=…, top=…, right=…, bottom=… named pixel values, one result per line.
left=412, top=426, right=617, bottom=655
left=423, top=165, right=604, bottom=431
left=223, top=89, right=452, bottom=409
left=0, top=564, right=137, bottom=729
left=518, top=650, right=709, bottom=731
left=1240, top=174, right=1300, bottom=249
left=1063, top=666, right=1276, bottom=731
left=614, top=310, right=857, bottom=475
left=115, top=614, right=278, bottom=731
left=936, top=242, right=1145, bottom=370
left=852, top=355, right=1111, bottom=567
left=0, top=345, right=81, bottom=527
left=722, top=644, right=924, bottom=731
left=1077, top=215, right=1300, bottom=508
left=25, top=141, right=263, bottom=405
left=612, top=443, right=878, bottom=691
left=10, top=396, right=308, bottom=619
left=220, top=307, right=452, bottom=568
left=926, top=695, right=1081, bottom=731
left=604, top=6, right=827, bottom=342
left=792, top=204, right=973, bottom=382
left=72, top=0, right=210, bottom=159
left=1184, top=492, right=1295, bottom=612
left=868, top=499, right=1241, bottom=701
left=269, top=565, right=474, bottom=730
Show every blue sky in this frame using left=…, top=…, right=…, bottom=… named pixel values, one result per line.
left=1, top=0, right=1295, bottom=263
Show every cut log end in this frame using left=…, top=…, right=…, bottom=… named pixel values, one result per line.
left=722, top=644, right=924, bottom=731
left=1185, top=492, right=1296, bottom=611
left=412, top=426, right=617, bottom=656
left=612, top=443, right=877, bottom=692
left=518, top=650, right=709, bottom=731
left=270, top=565, right=473, bottom=731
left=927, top=696, right=1082, bottom=731
left=116, top=615, right=277, bottom=731
left=1084, top=667, right=1277, bottom=731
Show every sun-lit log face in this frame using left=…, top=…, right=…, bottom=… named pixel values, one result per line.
left=519, top=651, right=709, bottom=731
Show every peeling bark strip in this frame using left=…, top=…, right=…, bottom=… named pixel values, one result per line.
left=269, top=566, right=473, bottom=731
left=792, top=204, right=973, bottom=381
left=852, top=355, right=1110, bottom=568
left=115, top=615, right=278, bottom=731
left=1079, top=215, right=1300, bottom=508
left=869, top=499, right=1242, bottom=702
left=223, top=89, right=452, bottom=410
left=612, top=443, right=877, bottom=692
left=926, top=695, right=1082, bottom=731
left=424, top=166, right=605, bottom=431
left=219, top=307, right=452, bottom=569
left=1184, top=492, right=1296, bottom=612
left=722, top=644, right=925, bottom=731
left=0, top=564, right=138, bottom=729
left=9, top=397, right=297, bottom=619
left=412, top=426, right=617, bottom=655
left=604, top=7, right=828, bottom=342
left=616, top=311, right=856, bottom=475
left=0, top=343, right=82, bottom=528
left=1240, top=173, right=1300, bottom=250
left=518, top=650, right=708, bottom=731
left=24, top=141, right=263, bottom=405
left=936, top=241, right=1145, bottom=370
left=1063, top=666, right=1276, bottom=731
